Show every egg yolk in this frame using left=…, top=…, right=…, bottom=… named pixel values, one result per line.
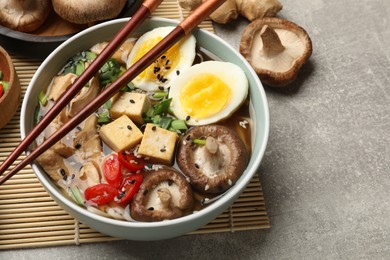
left=180, top=74, right=232, bottom=119
left=131, top=36, right=182, bottom=83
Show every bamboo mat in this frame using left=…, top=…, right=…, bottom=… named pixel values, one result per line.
left=0, top=0, right=270, bottom=250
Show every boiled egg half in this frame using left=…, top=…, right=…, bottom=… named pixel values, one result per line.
left=126, top=27, right=196, bottom=92
left=169, top=61, right=248, bottom=126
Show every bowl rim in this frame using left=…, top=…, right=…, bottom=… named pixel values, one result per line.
left=21, top=17, right=269, bottom=229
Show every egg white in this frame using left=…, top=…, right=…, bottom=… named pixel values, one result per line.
left=126, top=27, right=196, bottom=92
left=168, top=61, right=248, bottom=126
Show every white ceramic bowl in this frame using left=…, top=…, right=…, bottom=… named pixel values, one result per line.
left=20, top=17, right=269, bottom=241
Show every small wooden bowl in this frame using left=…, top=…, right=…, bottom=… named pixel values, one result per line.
left=0, top=46, right=20, bottom=128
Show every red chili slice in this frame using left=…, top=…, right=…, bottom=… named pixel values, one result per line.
left=103, top=154, right=122, bottom=188
left=118, top=151, right=145, bottom=172
left=116, top=174, right=143, bottom=204
left=84, top=184, right=117, bottom=205
left=0, top=83, right=3, bottom=98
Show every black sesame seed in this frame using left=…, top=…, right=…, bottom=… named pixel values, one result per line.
left=154, top=67, right=160, bottom=73
left=143, top=189, right=149, bottom=196
left=71, top=174, right=75, bottom=180
left=75, top=143, right=81, bottom=149
left=168, top=180, right=173, bottom=186
left=186, top=135, right=191, bottom=141
left=76, top=126, right=82, bottom=131
left=157, top=74, right=161, bottom=80
left=161, top=55, right=166, bottom=59
left=59, top=168, right=66, bottom=176
left=158, top=86, right=164, bottom=90
left=160, top=147, right=166, bottom=152
left=117, top=191, right=125, bottom=199
left=63, top=175, right=67, bottom=181
left=165, top=66, right=171, bottom=70
left=185, top=115, right=191, bottom=121
left=129, top=99, right=135, bottom=104
left=127, top=125, right=132, bottom=130
left=200, top=198, right=206, bottom=205
left=148, top=207, right=154, bottom=211
left=129, top=179, right=136, bottom=184
left=176, top=70, right=180, bottom=75
left=152, top=125, right=157, bottom=131
left=194, top=163, right=199, bottom=169
left=165, top=60, right=169, bottom=65
left=161, top=78, right=168, bottom=83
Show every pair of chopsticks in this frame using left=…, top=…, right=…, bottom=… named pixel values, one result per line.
left=0, top=0, right=226, bottom=185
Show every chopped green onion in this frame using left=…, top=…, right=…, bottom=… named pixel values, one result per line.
left=171, top=119, right=188, bottom=131
left=97, top=111, right=110, bottom=124
left=84, top=50, right=97, bottom=60
left=38, top=90, right=48, bottom=106
left=153, top=91, right=168, bottom=99
left=154, top=98, right=172, bottom=115
left=75, top=61, right=85, bottom=76
left=105, top=99, right=112, bottom=110
left=159, top=116, right=173, bottom=129
left=69, top=187, right=85, bottom=206
left=193, top=139, right=206, bottom=145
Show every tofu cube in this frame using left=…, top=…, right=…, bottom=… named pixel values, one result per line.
left=138, top=124, right=178, bottom=165
left=99, top=115, right=143, bottom=152
left=109, top=92, right=150, bottom=125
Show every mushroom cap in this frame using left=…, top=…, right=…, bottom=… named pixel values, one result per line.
left=0, top=0, right=51, bottom=32
left=240, top=17, right=312, bottom=87
left=130, top=168, right=193, bottom=222
left=51, top=0, right=127, bottom=24
left=177, top=125, right=249, bottom=194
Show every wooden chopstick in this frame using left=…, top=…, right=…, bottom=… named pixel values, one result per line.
left=0, top=0, right=163, bottom=181
left=0, top=0, right=226, bottom=185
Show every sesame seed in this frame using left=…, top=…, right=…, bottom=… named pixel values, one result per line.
left=176, top=70, right=180, bottom=75
left=129, top=99, right=135, bottom=104
left=127, top=125, right=132, bottom=130
left=161, top=78, right=168, bottom=83
left=158, top=86, right=164, bottom=90
left=117, top=191, right=125, bottom=199
left=205, top=184, right=209, bottom=191
left=76, top=126, right=82, bottom=131
left=59, top=168, right=66, bottom=176
left=129, top=179, right=136, bottom=184
left=71, top=174, right=75, bottom=180
left=148, top=207, right=154, bottom=211
left=160, top=147, right=166, bottom=152
left=165, top=66, right=171, bottom=70
left=75, top=143, right=81, bottom=149
left=168, top=180, right=173, bottom=186
left=161, top=55, right=166, bottom=59
left=228, top=179, right=233, bottom=185
left=165, top=60, right=169, bottom=65
left=143, top=189, right=148, bottom=195
left=152, top=126, right=157, bottom=131
left=63, top=175, right=67, bottom=181
left=185, top=115, right=191, bottom=121
left=186, top=135, right=191, bottom=141
left=194, top=163, right=199, bottom=169
left=153, top=67, right=160, bottom=73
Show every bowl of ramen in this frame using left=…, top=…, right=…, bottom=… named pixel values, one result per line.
left=20, top=17, right=269, bottom=241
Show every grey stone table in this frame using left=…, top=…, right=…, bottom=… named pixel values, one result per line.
left=1, top=0, right=389, bottom=259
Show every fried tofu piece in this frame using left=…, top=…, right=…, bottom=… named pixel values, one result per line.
left=137, top=123, right=178, bottom=165
left=109, top=92, right=150, bottom=125
left=99, top=115, right=143, bottom=152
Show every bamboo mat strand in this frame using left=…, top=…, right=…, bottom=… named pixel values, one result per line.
left=0, top=0, right=270, bottom=250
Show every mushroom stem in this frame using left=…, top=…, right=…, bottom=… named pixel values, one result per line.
left=260, top=25, right=285, bottom=55
left=206, top=136, right=219, bottom=154
left=157, top=188, right=172, bottom=208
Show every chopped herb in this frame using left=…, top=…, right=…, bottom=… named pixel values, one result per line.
left=69, top=187, right=85, bottom=206
left=38, top=90, right=48, bottom=106
left=193, top=139, right=206, bottom=145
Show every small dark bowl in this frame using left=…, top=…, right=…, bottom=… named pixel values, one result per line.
left=0, top=0, right=141, bottom=59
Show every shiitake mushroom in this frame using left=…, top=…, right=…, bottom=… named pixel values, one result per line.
left=177, top=125, right=249, bottom=194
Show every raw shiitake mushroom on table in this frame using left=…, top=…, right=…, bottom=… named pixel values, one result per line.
left=0, top=0, right=128, bottom=33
